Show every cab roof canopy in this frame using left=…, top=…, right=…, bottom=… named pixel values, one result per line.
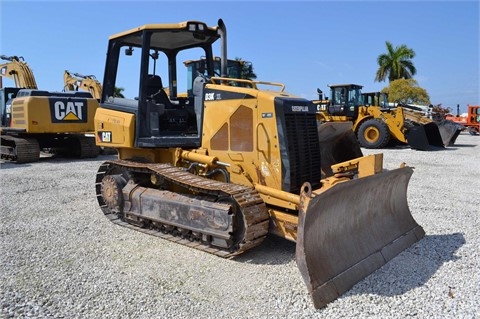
left=109, top=21, right=222, bottom=51
left=328, top=84, right=363, bottom=89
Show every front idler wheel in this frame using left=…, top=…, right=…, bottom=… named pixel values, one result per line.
left=101, top=174, right=127, bottom=213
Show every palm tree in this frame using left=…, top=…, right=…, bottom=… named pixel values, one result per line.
left=375, top=41, right=417, bottom=82
left=235, top=57, right=257, bottom=80
left=114, top=86, right=125, bottom=98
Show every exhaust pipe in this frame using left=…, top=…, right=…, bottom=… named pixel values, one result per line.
left=217, top=19, right=228, bottom=78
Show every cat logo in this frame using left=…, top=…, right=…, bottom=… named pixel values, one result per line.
left=49, top=98, right=88, bottom=123
left=98, top=131, right=112, bottom=143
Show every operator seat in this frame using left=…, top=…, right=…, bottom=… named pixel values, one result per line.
left=145, top=75, right=173, bottom=109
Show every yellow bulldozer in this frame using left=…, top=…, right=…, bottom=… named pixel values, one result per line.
left=0, top=55, right=100, bottom=163
left=315, top=84, right=458, bottom=150
left=93, top=19, right=425, bottom=308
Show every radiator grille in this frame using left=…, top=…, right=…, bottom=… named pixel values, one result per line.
left=284, top=113, right=322, bottom=194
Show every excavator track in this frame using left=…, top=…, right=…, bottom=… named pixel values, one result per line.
left=53, top=135, right=99, bottom=158
left=76, top=136, right=100, bottom=158
left=95, top=160, right=270, bottom=257
left=0, top=135, right=40, bottom=163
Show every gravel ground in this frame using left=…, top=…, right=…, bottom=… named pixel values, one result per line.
left=1, top=133, right=479, bottom=319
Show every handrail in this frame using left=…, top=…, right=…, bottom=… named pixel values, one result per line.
left=209, top=76, right=285, bottom=92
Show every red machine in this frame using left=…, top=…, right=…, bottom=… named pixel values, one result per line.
left=446, top=104, right=480, bottom=135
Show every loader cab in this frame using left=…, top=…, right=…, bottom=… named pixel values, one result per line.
left=327, top=84, right=363, bottom=118
left=363, top=91, right=389, bottom=109
left=469, top=106, right=480, bottom=124
left=0, top=87, right=21, bottom=127
left=99, top=20, right=227, bottom=148
left=184, top=57, right=250, bottom=97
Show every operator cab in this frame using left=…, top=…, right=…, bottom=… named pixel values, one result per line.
left=100, top=20, right=227, bottom=148
left=0, top=87, right=21, bottom=127
left=184, top=57, right=251, bottom=96
left=362, top=91, right=389, bottom=109
left=326, top=84, right=364, bottom=118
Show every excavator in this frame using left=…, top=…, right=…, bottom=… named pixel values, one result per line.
left=0, top=55, right=37, bottom=89
left=63, top=70, right=103, bottom=100
left=0, top=55, right=100, bottom=163
left=63, top=70, right=118, bottom=155
left=93, top=19, right=425, bottom=308
left=315, top=84, right=458, bottom=150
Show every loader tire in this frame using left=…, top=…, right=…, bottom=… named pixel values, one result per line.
left=357, top=119, right=390, bottom=149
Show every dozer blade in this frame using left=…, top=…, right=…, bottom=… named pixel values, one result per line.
left=318, top=122, right=363, bottom=178
left=296, top=167, right=425, bottom=309
left=406, top=122, right=444, bottom=150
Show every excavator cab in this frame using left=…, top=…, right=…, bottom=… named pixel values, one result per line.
left=1, top=55, right=35, bottom=128
left=0, top=87, right=21, bottom=127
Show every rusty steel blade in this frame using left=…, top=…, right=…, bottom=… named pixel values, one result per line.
left=296, top=167, right=425, bottom=309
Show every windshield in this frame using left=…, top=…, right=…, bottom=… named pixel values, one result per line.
left=347, top=87, right=364, bottom=107
left=331, top=86, right=364, bottom=106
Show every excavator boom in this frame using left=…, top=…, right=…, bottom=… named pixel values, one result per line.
left=64, top=70, right=102, bottom=99
left=0, top=55, right=38, bottom=89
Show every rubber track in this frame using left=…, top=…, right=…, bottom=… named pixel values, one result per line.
left=0, top=135, right=40, bottom=163
left=95, top=160, right=270, bottom=258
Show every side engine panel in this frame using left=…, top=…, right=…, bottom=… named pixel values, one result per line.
left=201, top=84, right=321, bottom=194
left=95, top=107, right=135, bottom=148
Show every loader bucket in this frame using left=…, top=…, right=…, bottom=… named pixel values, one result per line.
left=318, top=122, right=363, bottom=178
left=423, top=122, right=445, bottom=147
left=296, top=167, right=425, bottom=309
left=406, top=122, right=444, bottom=150
left=437, top=121, right=462, bottom=146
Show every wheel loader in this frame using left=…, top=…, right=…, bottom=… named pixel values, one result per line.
left=315, top=84, right=457, bottom=150
left=93, top=19, right=425, bottom=309
left=371, top=97, right=463, bottom=147
left=397, top=102, right=463, bottom=146
left=0, top=55, right=100, bottom=163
